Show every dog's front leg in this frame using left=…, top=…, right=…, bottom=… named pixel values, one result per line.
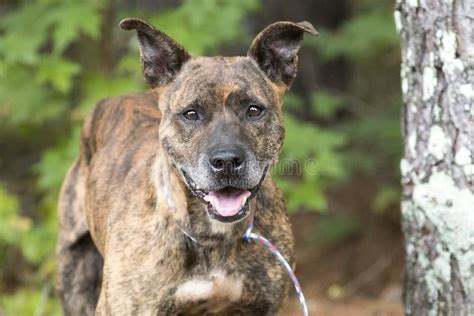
left=93, top=227, right=190, bottom=316
left=94, top=265, right=183, bottom=315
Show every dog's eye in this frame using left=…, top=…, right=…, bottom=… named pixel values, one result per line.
left=247, top=105, right=264, bottom=119
left=183, top=109, right=199, bottom=121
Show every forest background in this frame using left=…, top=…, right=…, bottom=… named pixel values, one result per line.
left=0, top=0, right=403, bottom=314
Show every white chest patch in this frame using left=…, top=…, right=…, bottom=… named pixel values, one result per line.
left=175, top=270, right=243, bottom=305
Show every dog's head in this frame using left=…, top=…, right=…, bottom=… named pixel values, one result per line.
left=121, top=18, right=317, bottom=223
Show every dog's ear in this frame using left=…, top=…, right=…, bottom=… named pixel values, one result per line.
left=248, top=21, right=318, bottom=89
left=120, top=18, right=191, bottom=88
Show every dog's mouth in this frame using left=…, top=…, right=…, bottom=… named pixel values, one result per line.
left=204, top=187, right=251, bottom=222
left=181, top=167, right=268, bottom=223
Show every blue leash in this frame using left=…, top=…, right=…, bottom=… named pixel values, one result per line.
left=244, top=222, right=309, bottom=316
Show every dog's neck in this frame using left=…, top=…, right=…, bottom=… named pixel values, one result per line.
left=151, top=153, right=253, bottom=247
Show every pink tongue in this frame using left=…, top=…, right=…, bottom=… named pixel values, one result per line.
left=204, top=188, right=251, bottom=217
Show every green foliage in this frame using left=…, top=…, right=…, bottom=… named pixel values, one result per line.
left=310, top=0, right=401, bottom=209
left=0, top=185, right=30, bottom=246
left=276, top=95, right=347, bottom=211
left=340, top=98, right=402, bottom=175
left=0, top=287, right=61, bottom=316
left=311, top=91, right=345, bottom=119
left=0, top=183, right=56, bottom=267
left=0, top=185, right=57, bottom=316
left=0, top=1, right=102, bottom=61
left=275, top=0, right=401, bottom=261
left=309, top=12, right=399, bottom=61
left=0, top=0, right=402, bottom=310
left=0, top=1, right=104, bottom=311
left=314, top=214, right=362, bottom=243
left=0, top=0, right=104, bottom=126
left=35, top=127, right=81, bottom=199
left=149, top=0, right=260, bottom=55
left=36, top=56, right=81, bottom=94
left=372, top=185, right=400, bottom=213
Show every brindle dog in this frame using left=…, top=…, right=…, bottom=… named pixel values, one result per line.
left=56, top=18, right=317, bottom=315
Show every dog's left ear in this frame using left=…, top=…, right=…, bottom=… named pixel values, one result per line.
left=120, top=18, right=191, bottom=88
left=248, top=21, right=318, bottom=89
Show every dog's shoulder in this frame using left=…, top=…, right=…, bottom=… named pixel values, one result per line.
left=80, top=91, right=161, bottom=163
left=76, top=92, right=161, bottom=250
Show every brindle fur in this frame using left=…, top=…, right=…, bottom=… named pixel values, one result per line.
left=57, top=18, right=317, bottom=315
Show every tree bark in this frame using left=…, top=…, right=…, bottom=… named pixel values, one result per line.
left=395, top=0, right=474, bottom=315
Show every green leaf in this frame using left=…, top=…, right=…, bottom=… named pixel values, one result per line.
left=36, top=55, right=81, bottom=93
left=283, top=93, right=305, bottom=113
left=35, top=126, right=81, bottom=196
left=0, top=288, right=61, bottom=316
left=277, top=175, right=328, bottom=211
left=0, top=2, right=51, bottom=64
left=372, top=185, right=400, bottom=213
left=20, top=219, right=57, bottom=264
left=76, top=71, right=145, bottom=118
left=314, top=214, right=362, bottom=243
left=148, top=0, right=260, bottom=55
left=46, top=1, right=103, bottom=54
left=276, top=115, right=348, bottom=212
left=0, top=185, right=30, bottom=245
left=0, top=63, right=67, bottom=125
left=311, top=91, right=345, bottom=119
left=307, top=12, right=399, bottom=61
left=282, top=115, right=347, bottom=175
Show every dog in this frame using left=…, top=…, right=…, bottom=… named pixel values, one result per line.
left=56, top=17, right=317, bottom=315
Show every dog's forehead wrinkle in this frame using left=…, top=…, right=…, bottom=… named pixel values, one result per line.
left=164, top=56, right=279, bottom=114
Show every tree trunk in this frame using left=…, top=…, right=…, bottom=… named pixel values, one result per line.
left=395, top=0, right=474, bottom=315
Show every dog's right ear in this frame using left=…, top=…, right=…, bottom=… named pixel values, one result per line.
left=120, top=18, right=191, bottom=88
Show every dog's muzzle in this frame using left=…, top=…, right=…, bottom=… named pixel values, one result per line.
left=181, top=166, right=268, bottom=223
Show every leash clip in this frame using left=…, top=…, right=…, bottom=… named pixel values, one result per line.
left=243, top=222, right=254, bottom=241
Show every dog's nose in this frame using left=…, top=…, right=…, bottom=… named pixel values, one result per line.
left=209, top=148, right=246, bottom=174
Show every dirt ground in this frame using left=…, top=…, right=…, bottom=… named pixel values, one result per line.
left=279, top=179, right=405, bottom=316
left=282, top=297, right=403, bottom=316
